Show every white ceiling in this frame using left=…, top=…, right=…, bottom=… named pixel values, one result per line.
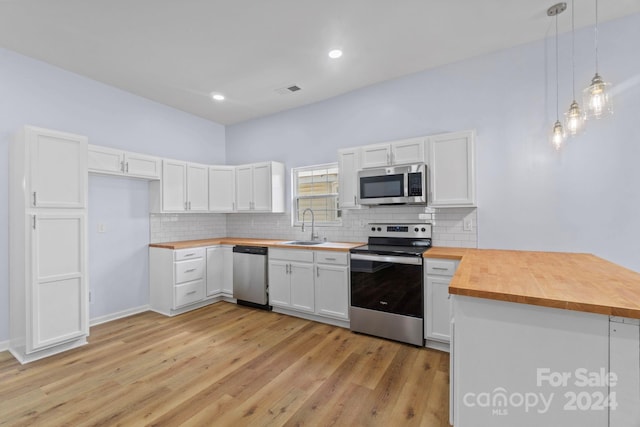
left=1, top=0, right=639, bottom=125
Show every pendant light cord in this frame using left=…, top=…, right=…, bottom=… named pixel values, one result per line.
left=595, top=0, right=599, bottom=73
left=556, top=14, right=560, bottom=121
left=571, top=0, right=576, bottom=100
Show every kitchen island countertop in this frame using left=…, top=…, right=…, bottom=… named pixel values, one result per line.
left=447, top=248, right=640, bottom=319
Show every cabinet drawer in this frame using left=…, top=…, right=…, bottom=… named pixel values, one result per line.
left=316, top=251, right=348, bottom=265
left=175, top=258, right=204, bottom=283
left=174, top=280, right=204, bottom=308
left=425, top=259, right=458, bottom=276
left=269, top=248, right=314, bottom=263
left=174, top=247, right=205, bottom=261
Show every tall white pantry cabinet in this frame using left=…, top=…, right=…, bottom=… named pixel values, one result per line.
left=9, top=126, right=89, bottom=364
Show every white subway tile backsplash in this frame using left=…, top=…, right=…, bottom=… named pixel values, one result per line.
left=151, top=207, right=477, bottom=248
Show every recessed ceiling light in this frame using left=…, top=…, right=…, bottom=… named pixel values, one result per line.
left=328, top=49, right=343, bottom=59
left=211, top=93, right=225, bottom=101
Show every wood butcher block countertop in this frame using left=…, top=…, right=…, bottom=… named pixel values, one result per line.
left=444, top=249, right=640, bottom=319
left=149, top=238, right=364, bottom=252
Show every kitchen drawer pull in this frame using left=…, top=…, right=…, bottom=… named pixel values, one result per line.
left=324, top=257, right=336, bottom=261
left=184, top=268, right=196, bottom=273
left=432, top=267, right=450, bottom=270
left=183, top=253, right=196, bottom=257
left=186, top=290, right=197, bottom=295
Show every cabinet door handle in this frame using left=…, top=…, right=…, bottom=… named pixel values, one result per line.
left=232, top=202, right=235, bottom=211
left=186, top=290, right=197, bottom=295
left=353, top=195, right=357, bottom=205
left=32, top=192, right=37, bottom=206
left=125, top=162, right=129, bottom=173
left=316, top=266, right=320, bottom=277
left=32, top=215, right=36, bottom=230
left=120, top=161, right=125, bottom=172
left=184, top=201, right=188, bottom=210
left=386, top=153, right=390, bottom=164
left=185, top=268, right=196, bottom=273
left=188, top=201, right=192, bottom=210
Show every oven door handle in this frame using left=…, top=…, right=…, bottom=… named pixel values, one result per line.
left=350, top=253, right=423, bottom=266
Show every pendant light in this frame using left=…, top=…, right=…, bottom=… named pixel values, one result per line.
left=548, top=3, right=566, bottom=150
left=564, top=0, right=584, bottom=136
left=583, top=0, right=613, bottom=119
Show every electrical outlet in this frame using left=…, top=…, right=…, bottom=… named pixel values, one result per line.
left=97, top=223, right=107, bottom=233
left=463, top=218, right=473, bottom=231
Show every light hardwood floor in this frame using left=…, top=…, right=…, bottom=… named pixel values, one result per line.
left=0, top=303, right=450, bottom=426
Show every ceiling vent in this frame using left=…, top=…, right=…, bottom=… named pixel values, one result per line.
left=275, top=85, right=302, bottom=95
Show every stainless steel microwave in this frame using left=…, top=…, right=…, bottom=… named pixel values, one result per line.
left=357, top=164, right=427, bottom=205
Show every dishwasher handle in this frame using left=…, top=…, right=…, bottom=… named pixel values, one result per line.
left=233, top=246, right=268, bottom=256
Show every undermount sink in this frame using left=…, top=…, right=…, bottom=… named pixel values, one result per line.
left=282, top=240, right=325, bottom=246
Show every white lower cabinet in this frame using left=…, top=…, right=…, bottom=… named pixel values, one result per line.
left=268, top=249, right=314, bottom=313
left=151, top=245, right=234, bottom=316
left=315, top=252, right=349, bottom=320
left=268, top=249, right=349, bottom=323
left=150, top=247, right=205, bottom=315
left=424, top=258, right=459, bottom=350
left=206, top=245, right=233, bottom=297
left=609, top=317, right=640, bottom=427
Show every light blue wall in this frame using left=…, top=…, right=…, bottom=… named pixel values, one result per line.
left=88, top=175, right=150, bottom=319
left=227, top=13, right=640, bottom=273
left=0, top=48, right=226, bottom=342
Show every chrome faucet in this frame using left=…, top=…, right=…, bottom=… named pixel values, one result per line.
left=301, top=208, right=318, bottom=241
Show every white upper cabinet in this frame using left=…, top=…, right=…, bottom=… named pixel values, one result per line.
left=361, top=137, right=427, bottom=168
left=209, top=166, right=236, bottom=212
left=186, top=163, right=209, bottom=211
left=161, top=160, right=188, bottom=212
left=125, top=152, right=162, bottom=179
left=428, top=131, right=476, bottom=207
left=361, top=143, right=390, bottom=168
left=338, top=148, right=361, bottom=209
left=88, top=145, right=161, bottom=180
left=27, top=127, right=87, bottom=209
left=155, top=160, right=209, bottom=212
left=235, top=161, right=285, bottom=213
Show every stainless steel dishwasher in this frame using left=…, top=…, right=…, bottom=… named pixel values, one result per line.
left=232, top=246, right=271, bottom=310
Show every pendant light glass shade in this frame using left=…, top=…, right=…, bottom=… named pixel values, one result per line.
left=564, top=0, right=584, bottom=136
left=584, top=0, right=613, bottom=120
left=564, top=100, right=583, bottom=136
left=552, top=120, right=565, bottom=150
left=583, top=73, right=612, bottom=119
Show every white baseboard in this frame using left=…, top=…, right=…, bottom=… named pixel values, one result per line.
left=89, top=305, right=150, bottom=327
left=0, top=340, right=9, bottom=352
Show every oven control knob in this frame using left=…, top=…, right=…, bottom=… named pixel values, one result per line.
left=414, top=227, right=419, bottom=232
left=377, top=227, right=381, bottom=231
left=371, top=227, right=376, bottom=232
left=421, top=227, right=426, bottom=232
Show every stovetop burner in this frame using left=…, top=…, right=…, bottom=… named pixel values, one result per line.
left=350, top=223, right=433, bottom=257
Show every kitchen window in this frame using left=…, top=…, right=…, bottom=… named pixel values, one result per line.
left=291, top=163, right=340, bottom=226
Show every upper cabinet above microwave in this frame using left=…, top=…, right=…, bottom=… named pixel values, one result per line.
left=428, top=131, right=476, bottom=207
left=360, top=137, right=427, bottom=168
left=337, top=130, right=476, bottom=209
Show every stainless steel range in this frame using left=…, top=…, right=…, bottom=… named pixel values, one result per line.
left=349, top=223, right=432, bottom=346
